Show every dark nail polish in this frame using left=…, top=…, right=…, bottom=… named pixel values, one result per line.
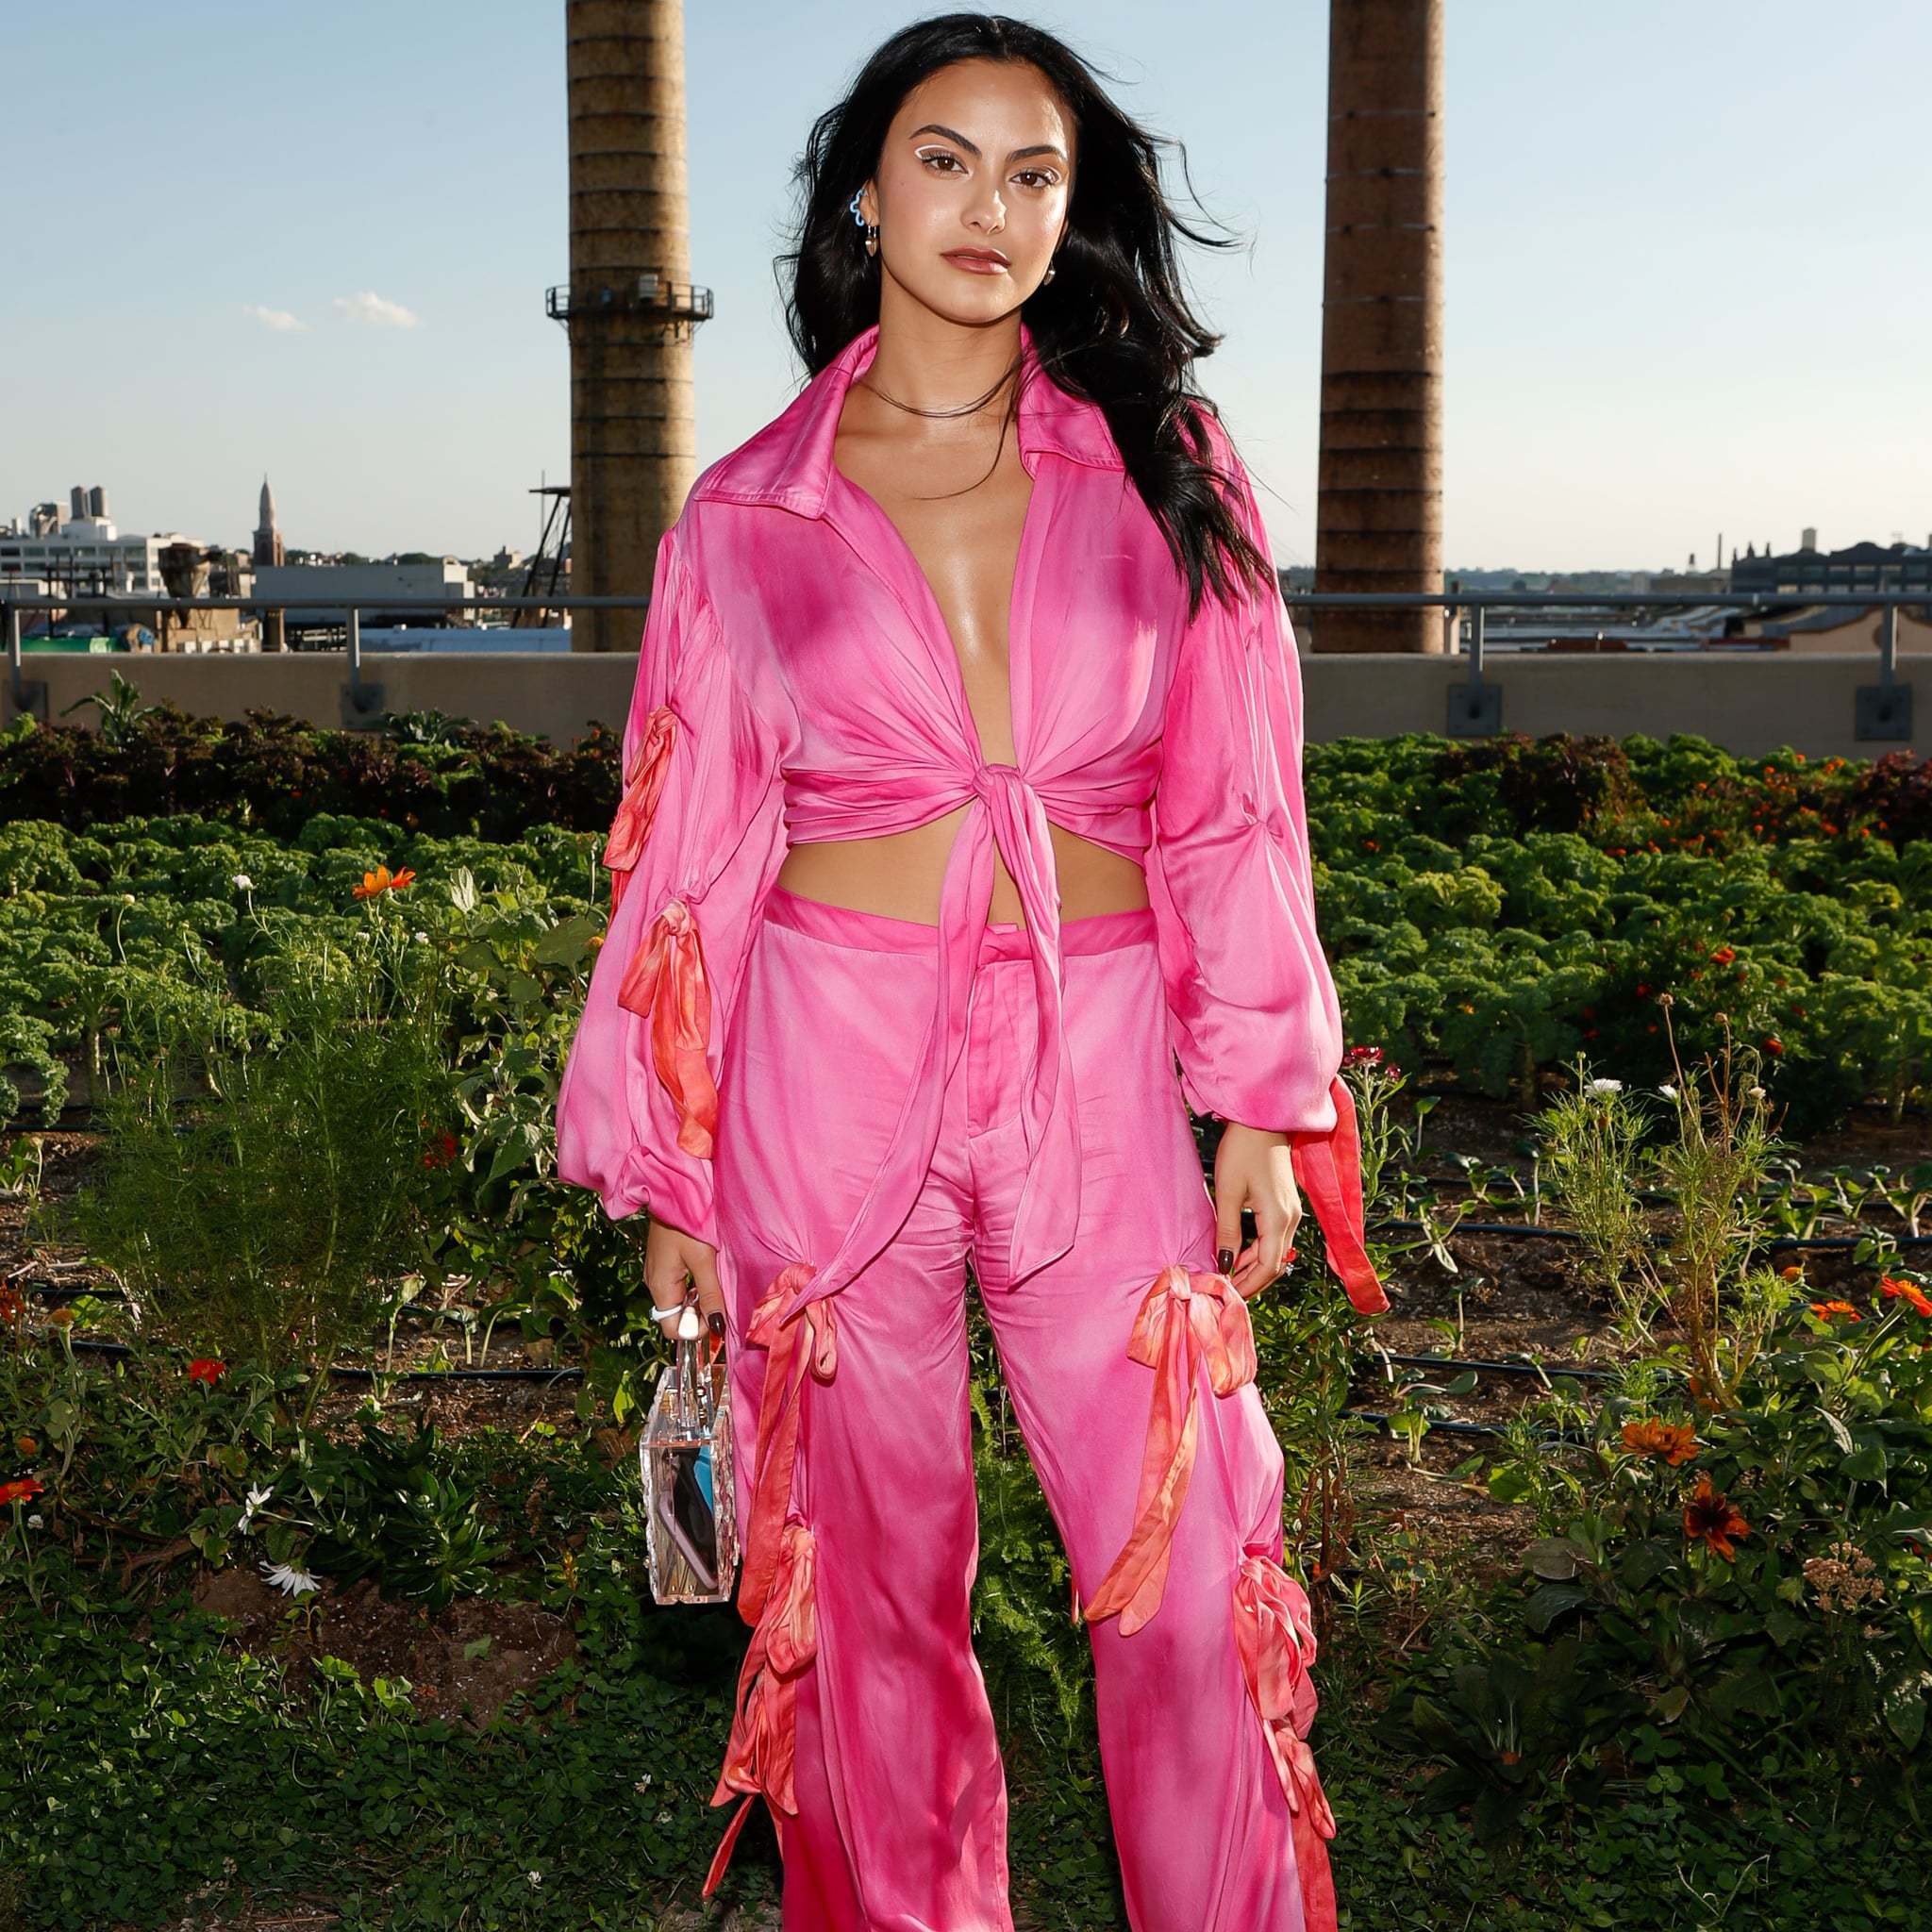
left=1217, top=1249, right=1236, bottom=1276
left=708, top=1310, right=726, bottom=1341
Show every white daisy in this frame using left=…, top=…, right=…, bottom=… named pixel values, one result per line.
left=237, top=1483, right=273, bottom=1535
left=1658, top=1084, right=1678, bottom=1101
left=260, top=1558, right=321, bottom=1596
left=1589, top=1077, right=1623, bottom=1094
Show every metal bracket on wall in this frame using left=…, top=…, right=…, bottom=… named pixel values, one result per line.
left=340, top=680, right=387, bottom=730
left=5, top=607, right=47, bottom=724
left=1856, top=607, right=1914, bottom=741
left=338, top=608, right=386, bottom=730
left=1856, top=682, right=1913, bottom=741
left=1446, top=680, right=1502, bottom=736
left=1445, top=605, right=1502, bottom=736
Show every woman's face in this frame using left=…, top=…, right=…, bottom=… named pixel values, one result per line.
left=859, top=58, right=1074, bottom=326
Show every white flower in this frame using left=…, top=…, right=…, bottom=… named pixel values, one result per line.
left=25, top=1513, right=42, bottom=1529
left=237, top=1483, right=273, bottom=1534
left=1748, top=1086, right=1765, bottom=1100
left=260, top=1558, right=321, bottom=1596
left=231, top=874, right=254, bottom=891
left=1589, top=1077, right=1624, bottom=1094
left=1658, top=1083, right=1678, bottom=1101
left=412, top=930, right=429, bottom=943
left=527, top=1871, right=542, bottom=1888
left=633, top=1774, right=654, bottom=1791
left=657, top=1809, right=674, bottom=1825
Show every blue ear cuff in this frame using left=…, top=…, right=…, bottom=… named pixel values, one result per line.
left=848, top=191, right=867, bottom=226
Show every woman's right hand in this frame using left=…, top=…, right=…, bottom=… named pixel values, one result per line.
left=643, top=1216, right=727, bottom=1341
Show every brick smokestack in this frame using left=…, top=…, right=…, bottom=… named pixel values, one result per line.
left=1312, top=0, right=1443, bottom=654
left=563, top=0, right=710, bottom=654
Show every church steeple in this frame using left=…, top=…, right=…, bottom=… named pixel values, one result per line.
left=253, top=474, right=284, bottom=567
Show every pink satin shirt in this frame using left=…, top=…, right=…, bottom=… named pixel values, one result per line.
left=556, top=324, right=1385, bottom=1320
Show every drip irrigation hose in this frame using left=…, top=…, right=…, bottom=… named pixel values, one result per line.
left=1369, top=1351, right=1607, bottom=1381
left=1344, top=1407, right=1590, bottom=1445
left=57, top=1338, right=585, bottom=1383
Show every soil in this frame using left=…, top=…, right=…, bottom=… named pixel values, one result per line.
left=176, top=1565, right=577, bottom=1725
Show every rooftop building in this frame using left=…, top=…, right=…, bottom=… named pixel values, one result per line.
left=1731, top=536, right=1932, bottom=597
left=0, top=486, right=182, bottom=595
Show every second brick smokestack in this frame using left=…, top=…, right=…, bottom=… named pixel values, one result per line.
left=1312, top=0, right=1443, bottom=654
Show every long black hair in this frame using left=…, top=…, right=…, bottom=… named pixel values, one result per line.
left=784, top=13, right=1272, bottom=616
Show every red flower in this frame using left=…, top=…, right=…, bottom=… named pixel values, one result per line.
left=421, top=1130, right=460, bottom=1171
left=1684, top=1474, right=1750, bottom=1560
left=1341, top=1044, right=1385, bottom=1068
left=1882, top=1277, right=1932, bottom=1318
left=1634, top=984, right=1650, bottom=998
left=1709, top=945, right=1736, bottom=966
left=187, top=1357, right=226, bottom=1385
left=0, top=1282, right=24, bottom=1324
left=1809, top=1301, right=1859, bottom=1324
left=0, top=1475, right=44, bottom=1507
left=1622, top=1418, right=1699, bottom=1466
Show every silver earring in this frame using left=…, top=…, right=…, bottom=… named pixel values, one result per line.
left=1042, top=261, right=1057, bottom=284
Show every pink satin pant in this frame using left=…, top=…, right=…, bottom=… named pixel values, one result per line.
left=712, top=889, right=1314, bottom=1932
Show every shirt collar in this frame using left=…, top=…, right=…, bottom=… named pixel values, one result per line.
left=690, top=321, right=1124, bottom=519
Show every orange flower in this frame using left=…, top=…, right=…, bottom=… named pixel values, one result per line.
left=1779, top=1265, right=1805, bottom=1282
left=0, top=1282, right=22, bottom=1324
left=1684, top=1474, right=1750, bottom=1559
left=47, top=1307, right=75, bottom=1329
left=186, top=1357, right=226, bottom=1385
left=1710, top=945, right=1737, bottom=965
left=1881, top=1277, right=1932, bottom=1318
left=1622, top=1418, right=1699, bottom=1466
left=0, top=1475, right=44, bottom=1507
left=353, top=865, right=418, bottom=901
left=1809, top=1301, right=1859, bottom=1324
left=1763, top=1037, right=1784, bottom=1057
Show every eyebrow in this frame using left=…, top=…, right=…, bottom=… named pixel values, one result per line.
left=908, top=124, right=1068, bottom=165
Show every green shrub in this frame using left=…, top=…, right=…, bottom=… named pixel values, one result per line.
left=58, top=908, right=450, bottom=1407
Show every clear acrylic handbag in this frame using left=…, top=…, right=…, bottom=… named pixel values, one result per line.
left=640, top=1302, right=739, bottom=1605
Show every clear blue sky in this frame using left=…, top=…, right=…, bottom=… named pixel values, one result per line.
left=7, top=2, right=1926, bottom=572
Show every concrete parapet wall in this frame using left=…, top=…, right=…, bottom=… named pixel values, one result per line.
left=9, top=650, right=1924, bottom=763
left=1298, top=652, right=1924, bottom=761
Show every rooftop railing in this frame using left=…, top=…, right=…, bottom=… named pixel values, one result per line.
left=1281, top=588, right=1921, bottom=741
left=4, top=586, right=1923, bottom=741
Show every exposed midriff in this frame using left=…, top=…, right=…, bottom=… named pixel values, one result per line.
left=775, top=815, right=1149, bottom=926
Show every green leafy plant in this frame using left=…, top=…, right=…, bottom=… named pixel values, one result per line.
left=58, top=909, right=450, bottom=1417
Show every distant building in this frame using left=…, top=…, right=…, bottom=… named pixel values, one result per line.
left=0, top=485, right=180, bottom=594
left=252, top=557, right=475, bottom=631
left=1731, top=538, right=1932, bottom=597
left=252, top=476, right=285, bottom=568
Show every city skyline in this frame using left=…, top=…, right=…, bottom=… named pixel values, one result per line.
left=6, top=0, right=1927, bottom=572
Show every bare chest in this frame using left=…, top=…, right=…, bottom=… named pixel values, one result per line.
left=834, top=427, right=1033, bottom=764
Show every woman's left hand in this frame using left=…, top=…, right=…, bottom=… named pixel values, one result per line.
left=1212, top=1122, right=1302, bottom=1301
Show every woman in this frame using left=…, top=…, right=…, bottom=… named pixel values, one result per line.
left=557, top=16, right=1387, bottom=1931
